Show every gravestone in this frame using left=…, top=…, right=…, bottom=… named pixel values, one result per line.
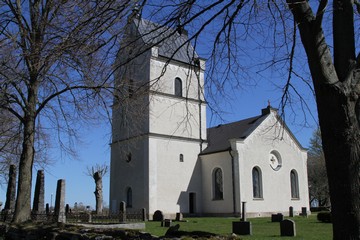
left=232, top=221, right=252, bottom=235
left=280, top=219, right=296, bottom=236
left=46, top=203, right=50, bottom=215
left=175, top=212, right=183, bottom=221
left=289, top=206, right=294, bottom=217
left=164, top=219, right=172, bottom=227
left=65, top=204, right=70, bottom=214
left=119, top=201, right=126, bottom=222
left=142, top=208, right=147, bottom=221
left=4, top=165, right=16, bottom=212
left=32, top=170, right=45, bottom=214
left=241, top=202, right=247, bottom=221
left=271, top=213, right=284, bottom=222
left=54, top=179, right=66, bottom=223
left=153, top=210, right=164, bottom=221
left=301, top=207, right=308, bottom=217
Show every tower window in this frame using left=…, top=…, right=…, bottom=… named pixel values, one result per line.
left=179, top=154, right=184, bottom=162
left=175, top=77, right=182, bottom=97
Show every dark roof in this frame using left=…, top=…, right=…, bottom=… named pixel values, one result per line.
left=201, top=114, right=268, bottom=155
left=132, top=18, right=199, bottom=63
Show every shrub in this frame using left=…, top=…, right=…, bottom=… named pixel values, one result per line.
left=317, top=211, right=332, bottom=223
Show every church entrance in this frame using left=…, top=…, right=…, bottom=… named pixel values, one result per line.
left=189, top=192, right=196, bottom=214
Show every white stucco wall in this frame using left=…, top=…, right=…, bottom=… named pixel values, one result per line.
left=236, top=112, right=309, bottom=217
left=200, top=151, right=235, bottom=214
left=200, top=111, right=309, bottom=217
left=148, top=136, right=203, bottom=218
left=110, top=137, right=149, bottom=213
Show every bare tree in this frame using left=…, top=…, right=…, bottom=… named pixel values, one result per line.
left=0, top=0, right=138, bottom=223
left=136, top=0, right=360, bottom=238
left=308, top=128, right=330, bottom=207
left=86, top=163, right=109, bottom=215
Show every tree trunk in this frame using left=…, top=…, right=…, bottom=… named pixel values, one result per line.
left=12, top=113, right=36, bottom=222
left=94, top=172, right=103, bottom=214
left=12, top=83, right=38, bottom=222
left=287, top=1, right=360, bottom=238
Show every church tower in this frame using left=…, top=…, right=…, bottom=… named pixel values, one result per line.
left=110, top=17, right=207, bottom=218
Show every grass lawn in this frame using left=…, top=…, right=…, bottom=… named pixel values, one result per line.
left=145, top=214, right=332, bottom=239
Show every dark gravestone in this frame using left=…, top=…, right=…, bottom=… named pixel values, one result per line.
left=142, top=208, right=147, bottom=221
left=65, top=204, right=70, bottom=214
left=119, top=201, right=126, bottom=222
left=32, top=170, right=45, bottom=213
left=175, top=212, right=183, bottom=221
left=241, top=202, right=247, bottom=221
left=271, top=213, right=284, bottom=222
left=280, top=219, right=296, bottom=237
left=46, top=203, right=50, bottom=214
left=4, top=165, right=16, bottom=212
left=289, top=206, right=294, bottom=217
left=54, top=179, right=66, bottom=223
left=232, top=221, right=252, bottom=235
left=164, top=219, right=172, bottom=227
left=153, top=210, right=164, bottom=221
left=301, top=207, right=308, bottom=217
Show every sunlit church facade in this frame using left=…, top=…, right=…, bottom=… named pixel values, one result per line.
left=109, top=17, right=310, bottom=219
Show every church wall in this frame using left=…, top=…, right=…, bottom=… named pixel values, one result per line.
left=200, top=151, right=235, bottom=214
left=148, top=136, right=203, bottom=218
left=112, top=49, right=152, bottom=142
left=149, top=58, right=205, bottom=101
left=236, top=113, right=309, bottom=217
left=109, top=137, right=149, bottom=213
left=148, top=95, right=204, bottom=139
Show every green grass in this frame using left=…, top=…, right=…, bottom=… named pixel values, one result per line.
left=145, top=215, right=332, bottom=239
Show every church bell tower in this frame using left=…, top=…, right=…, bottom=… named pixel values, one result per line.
left=110, top=17, right=207, bottom=218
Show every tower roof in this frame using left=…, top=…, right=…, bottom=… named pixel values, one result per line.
left=132, top=18, right=199, bottom=64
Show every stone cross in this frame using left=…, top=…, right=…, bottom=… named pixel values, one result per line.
left=32, top=170, right=45, bottom=213
left=4, top=165, right=16, bottom=212
left=54, top=179, right=66, bottom=223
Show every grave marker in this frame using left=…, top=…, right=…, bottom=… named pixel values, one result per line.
left=280, top=219, right=296, bottom=237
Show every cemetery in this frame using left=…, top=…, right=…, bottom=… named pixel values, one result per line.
left=0, top=166, right=331, bottom=239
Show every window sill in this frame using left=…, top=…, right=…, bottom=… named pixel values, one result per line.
left=291, top=198, right=300, bottom=201
left=212, top=198, right=224, bottom=201
left=253, top=198, right=264, bottom=201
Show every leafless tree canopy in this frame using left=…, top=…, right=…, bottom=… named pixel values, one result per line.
left=0, top=0, right=137, bottom=222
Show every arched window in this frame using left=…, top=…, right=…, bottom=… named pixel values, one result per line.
left=126, top=187, right=133, bottom=208
left=290, top=170, right=300, bottom=199
left=179, top=154, right=184, bottom=162
left=252, top=167, right=263, bottom=198
left=175, top=77, right=182, bottom=97
left=213, top=168, right=223, bottom=200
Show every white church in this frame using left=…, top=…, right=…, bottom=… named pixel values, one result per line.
left=110, top=16, right=310, bottom=219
